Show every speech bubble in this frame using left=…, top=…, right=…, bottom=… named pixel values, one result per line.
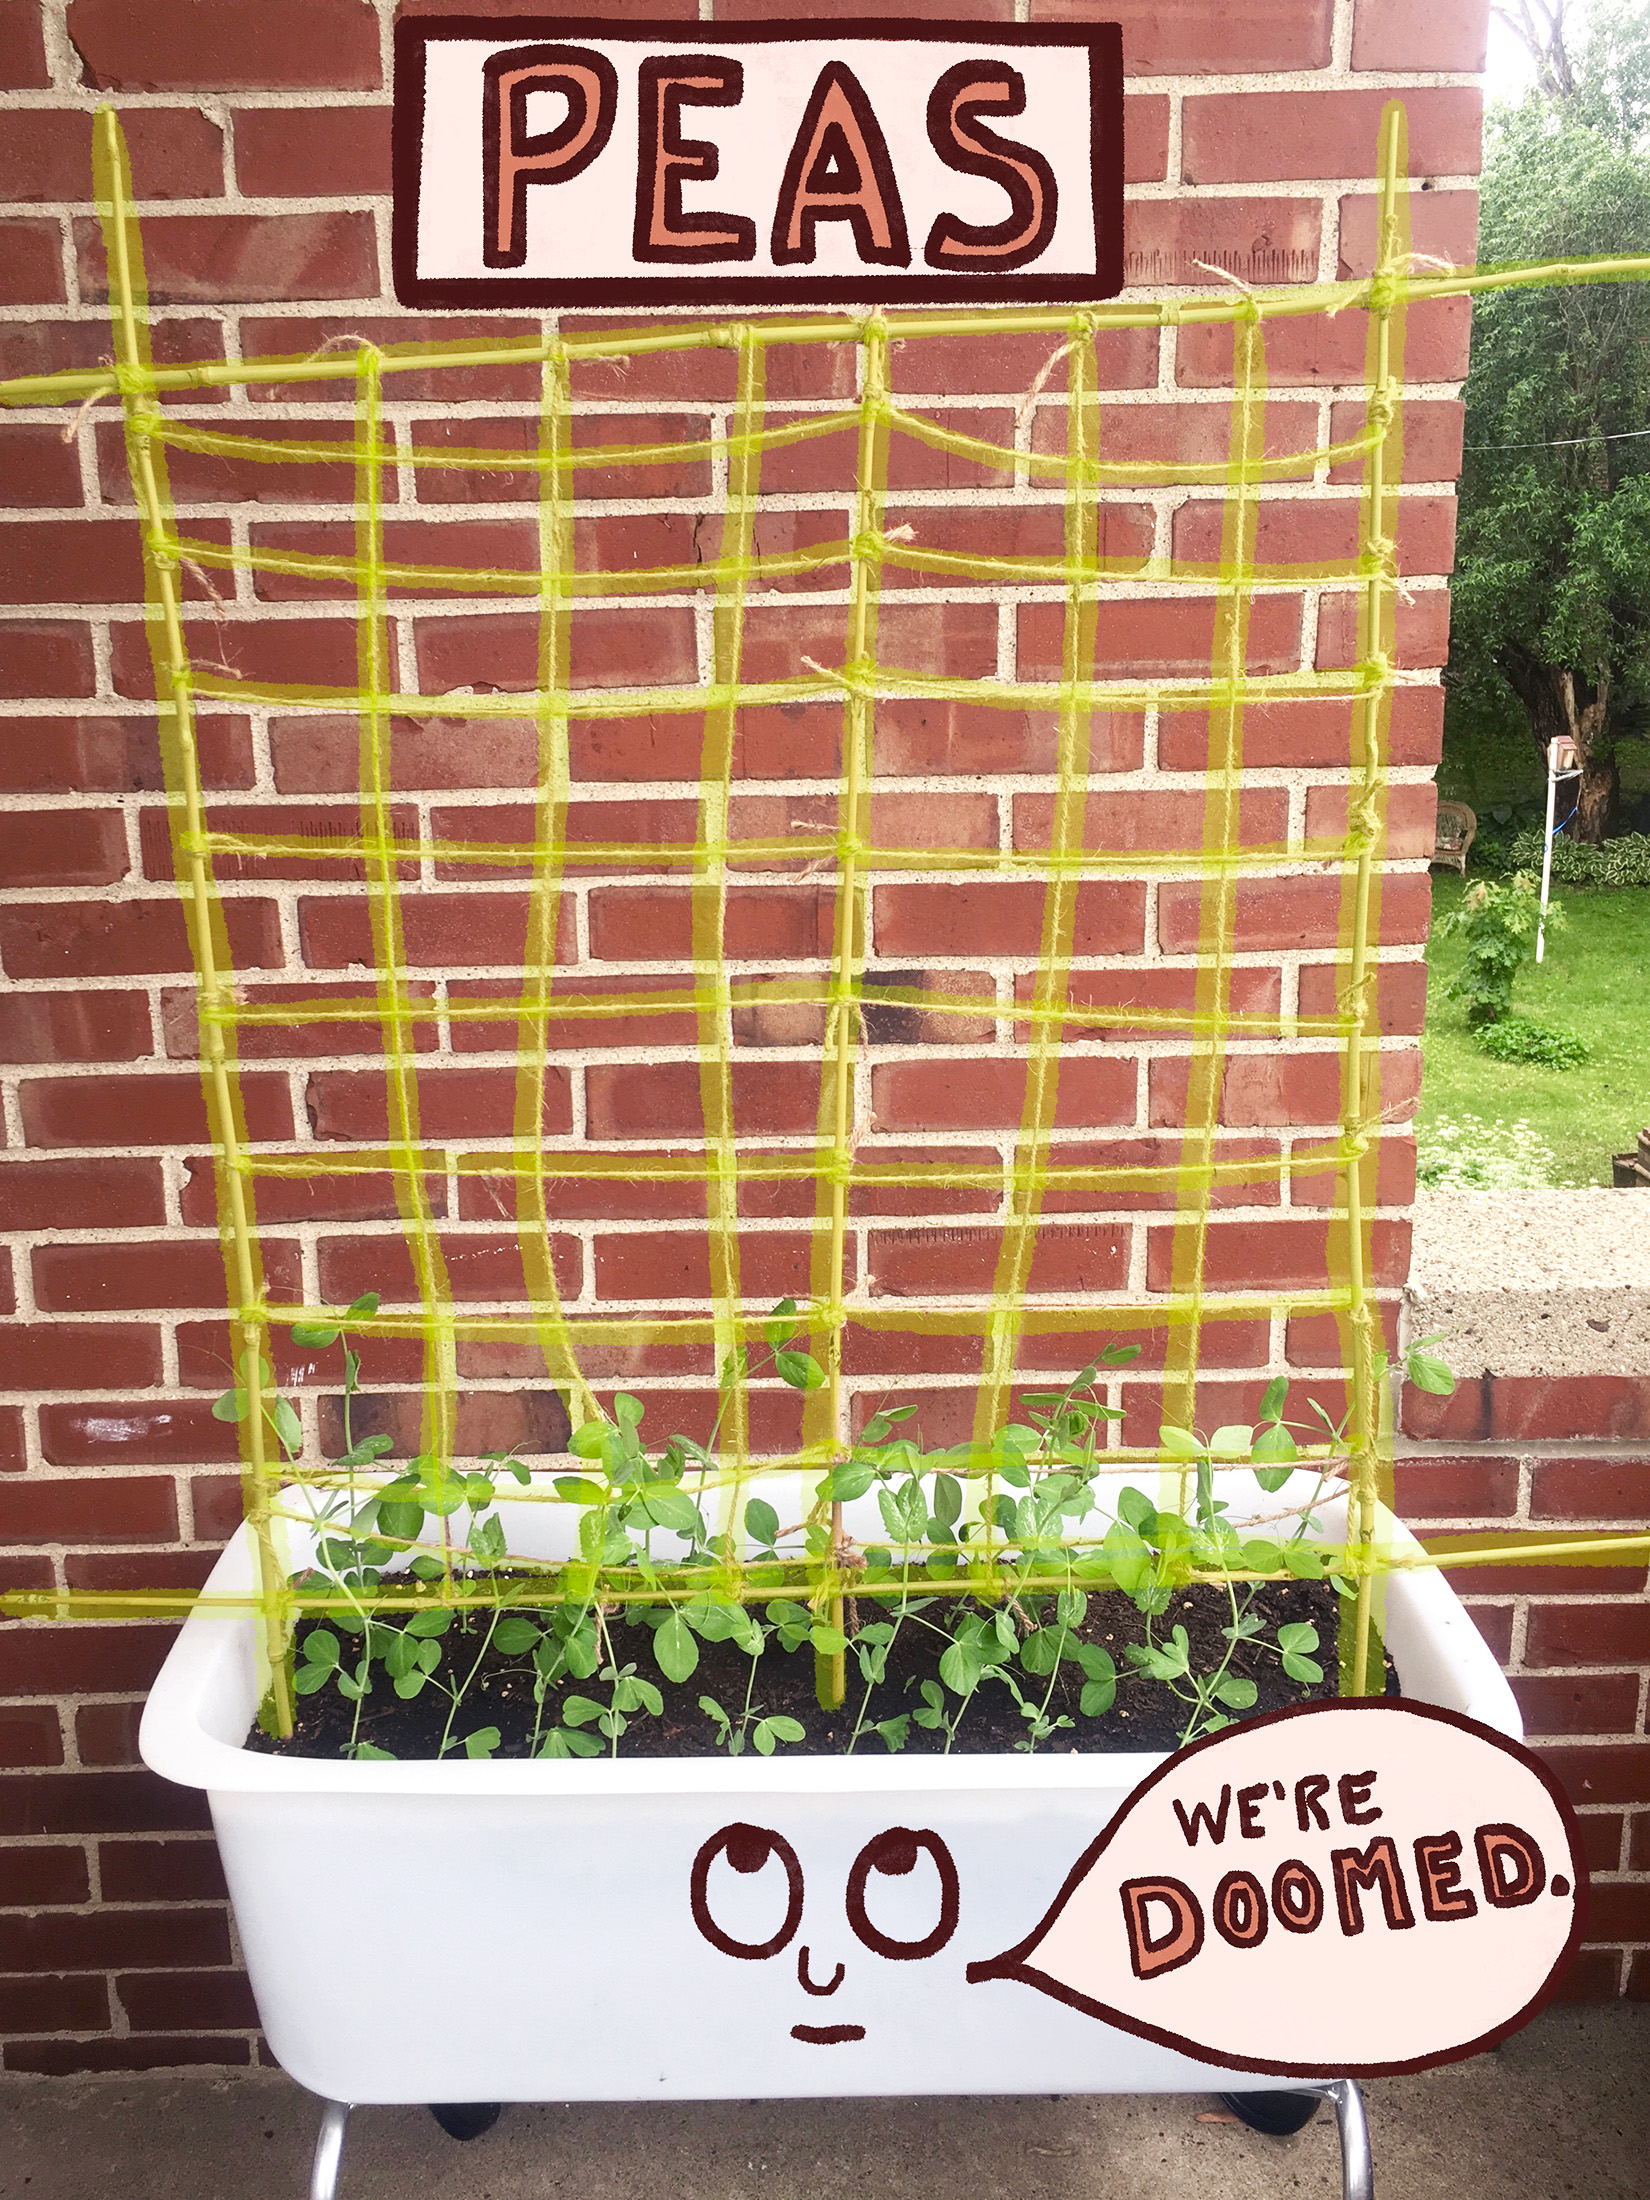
left=967, top=1701, right=1587, bottom=2077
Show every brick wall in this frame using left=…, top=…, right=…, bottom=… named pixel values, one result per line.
left=0, top=0, right=1487, bottom=2071
left=1400, top=1369, right=1650, bottom=2006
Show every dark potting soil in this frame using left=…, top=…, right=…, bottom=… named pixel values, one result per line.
left=248, top=1578, right=1398, bottom=1763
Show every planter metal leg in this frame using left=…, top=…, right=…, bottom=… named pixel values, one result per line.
left=1323, top=2080, right=1373, bottom=2200
left=308, top=2098, right=351, bottom=2200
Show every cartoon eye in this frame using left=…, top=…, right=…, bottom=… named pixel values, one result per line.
left=846, top=1828, right=960, bottom=1960
left=691, top=1823, right=805, bottom=1960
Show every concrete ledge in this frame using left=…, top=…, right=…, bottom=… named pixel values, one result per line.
left=1406, top=1190, right=1650, bottom=1378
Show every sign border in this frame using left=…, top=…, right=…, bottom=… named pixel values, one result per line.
left=391, top=14, right=1124, bottom=308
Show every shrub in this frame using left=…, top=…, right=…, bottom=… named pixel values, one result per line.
left=1504, top=829, right=1650, bottom=888
left=1475, top=1014, right=1591, bottom=1068
left=1436, top=872, right=1551, bottom=1024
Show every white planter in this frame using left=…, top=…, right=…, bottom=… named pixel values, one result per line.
left=141, top=1472, right=1518, bottom=2110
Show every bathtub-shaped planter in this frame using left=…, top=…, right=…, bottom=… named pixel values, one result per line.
left=142, top=1471, right=1517, bottom=2198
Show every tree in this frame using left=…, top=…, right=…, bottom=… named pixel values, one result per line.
left=1447, top=5, right=1650, bottom=839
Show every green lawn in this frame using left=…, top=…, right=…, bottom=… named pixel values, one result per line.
left=1419, top=875, right=1650, bottom=1187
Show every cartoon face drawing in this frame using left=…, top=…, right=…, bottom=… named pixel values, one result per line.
left=691, top=1822, right=960, bottom=2045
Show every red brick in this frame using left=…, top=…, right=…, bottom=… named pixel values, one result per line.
left=1317, top=586, right=1453, bottom=670
left=1018, top=594, right=1303, bottom=681
left=99, top=1838, right=228, bottom=1904
left=111, top=612, right=361, bottom=697
left=1494, top=1382, right=1650, bottom=1446
left=1526, top=1605, right=1650, bottom=1669
left=1147, top=1050, right=1341, bottom=1130
left=116, top=1967, right=261, bottom=2032
left=411, top=408, right=714, bottom=502
left=66, top=0, right=383, bottom=90
left=0, top=1475, right=178, bottom=1545
left=0, top=714, right=254, bottom=794
left=870, top=1222, right=1129, bottom=1298
left=842, top=1145, right=1003, bottom=1220
left=1442, top=1559, right=1645, bottom=1600
left=1292, top=1127, right=1416, bottom=1211
left=247, top=518, right=538, bottom=606
left=871, top=1056, right=1139, bottom=1134
left=1, top=896, right=282, bottom=982
left=1351, top=0, right=1489, bottom=70
left=0, top=317, right=227, bottom=402
left=1297, top=958, right=1431, bottom=1039
left=1577, top=1883, right=1650, bottom=1943
left=0, top=0, right=49, bottom=88
left=1178, top=300, right=1472, bottom=389
left=1147, top=1217, right=1410, bottom=1292
left=877, top=501, right=1152, bottom=589
left=585, top=1060, right=822, bottom=1140
left=892, top=324, right=1158, bottom=398
left=1173, top=497, right=1458, bottom=581
left=0, top=990, right=153, bottom=1066
left=0, top=1257, right=14, bottom=1323
left=0, top=107, right=225, bottom=202
left=315, top=1231, right=582, bottom=1307
left=1579, top=1811, right=1628, bottom=1874
left=0, top=219, right=65, bottom=304
left=33, top=1240, right=299, bottom=1315
left=1631, top=1952, right=1650, bottom=2001
left=1159, top=872, right=1431, bottom=954
left=0, top=1904, right=231, bottom=1971
left=1400, top=1376, right=1488, bottom=1441
left=0, top=1158, right=165, bottom=1231
left=1015, top=787, right=1287, bottom=860
left=0, top=1977, right=110, bottom=2037
left=0, top=1555, right=53, bottom=1597
left=1031, top=399, right=1320, bottom=474
left=138, top=800, right=419, bottom=888
left=1032, top=0, right=1333, bottom=70
left=876, top=881, right=1147, bottom=960
left=314, top=1386, right=571, bottom=1464
left=1551, top=1949, right=1626, bottom=2004
left=427, top=796, right=698, bottom=881
left=1632, top=1817, right=1650, bottom=1874
left=0, top=1706, right=63, bottom=1769
left=1160, top=688, right=1444, bottom=774
left=719, top=0, right=1012, bottom=12
left=233, top=104, right=392, bottom=197
left=0, top=1846, right=89, bottom=1905
left=1284, top=1302, right=1406, bottom=1372
left=1013, top=966, right=1281, bottom=1044
left=1125, top=196, right=1321, bottom=288
left=1532, top=1457, right=1650, bottom=1519
left=66, top=1550, right=217, bottom=1597
left=273, top=711, right=537, bottom=793
left=0, top=619, right=95, bottom=698
left=305, top=1064, right=570, bottom=1140
left=413, top=607, right=699, bottom=694
left=183, top=1155, right=445, bottom=1227
left=1339, top=190, right=1480, bottom=282
left=1026, top=1133, right=1280, bottom=1213
left=18, top=1068, right=293, bottom=1150
left=76, top=1701, right=145, bottom=1766
left=1456, top=1601, right=1514, bottom=1662
left=761, top=407, right=1013, bottom=497
left=744, top=600, right=999, bottom=687
left=37, top=1401, right=242, bottom=1468
left=593, top=1230, right=835, bottom=1304
left=447, top=974, right=699, bottom=1055
left=10, top=2035, right=252, bottom=2074
left=98, top=418, right=374, bottom=508
left=1328, top=400, right=1465, bottom=489
left=589, top=885, right=834, bottom=963
left=0, top=1764, right=211, bottom=1835
left=0, top=424, right=83, bottom=508
left=1183, top=89, right=1482, bottom=184
left=297, top=889, right=575, bottom=971
left=1390, top=1452, right=1522, bottom=1522
left=178, top=1322, right=421, bottom=1394
left=0, top=808, right=129, bottom=888
left=1510, top=1673, right=1643, bottom=1739
left=76, top=210, right=377, bottom=304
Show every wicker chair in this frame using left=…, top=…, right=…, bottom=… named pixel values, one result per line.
left=1432, top=800, right=1477, bottom=874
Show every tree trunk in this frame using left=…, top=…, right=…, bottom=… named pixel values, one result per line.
left=1500, top=650, right=1617, bottom=844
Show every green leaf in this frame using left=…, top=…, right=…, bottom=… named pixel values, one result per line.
left=765, top=1298, right=798, bottom=1348
left=808, top=1624, right=847, bottom=1655
left=1283, top=1651, right=1326, bottom=1684
left=540, top=1729, right=602, bottom=1758
left=1260, top=1375, right=1288, bottom=1421
left=392, top=1671, right=427, bottom=1700
left=614, top=1676, right=663, bottom=1717
left=1079, top=1676, right=1116, bottom=1717
left=1208, top=1423, right=1255, bottom=1458
left=774, top=1350, right=825, bottom=1391
left=644, top=1489, right=703, bottom=1537
left=753, top=1715, right=805, bottom=1754
left=653, top=1610, right=700, bottom=1684
left=1158, top=1424, right=1202, bottom=1459
left=292, top=1662, right=331, bottom=1695
left=1282, top=1543, right=1326, bottom=1580
left=827, top=1464, right=875, bottom=1502
left=570, top=1420, right=615, bottom=1460
left=270, top=1397, right=303, bottom=1453
left=1277, top=1621, right=1320, bottom=1654
left=554, top=1475, right=607, bottom=1506
left=938, top=1640, right=982, bottom=1698
left=354, top=1742, right=395, bottom=1761
left=492, top=1615, right=541, bottom=1654
left=416, top=1640, right=441, bottom=1674
left=562, top=1694, right=604, bottom=1728
left=1240, top=1539, right=1284, bottom=1574
left=1019, top=1627, right=1066, bottom=1678
left=345, top=1292, right=380, bottom=1318
left=745, top=1498, right=779, bottom=1548
left=335, top=1672, right=364, bottom=1701
left=290, top=1323, right=339, bottom=1349
left=303, top=1628, right=340, bottom=1670
left=459, top=1726, right=499, bottom=1760
left=1116, top=1486, right=1157, bottom=1534
left=1251, top=1418, right=1299, bottom=1465
left=211, top=1388, right=245, bottom=1423
left=613, top=1392, right=646, bottom=1431
left=875, top=1715, right=911, bottom=1753
left=469, top=1512, right=507, bottom=1564
left=1214, top=1674, right=1258, bottom=1709
left=378, top=1500, right=424, bottom=1544
left=931, top=1473, right=963, bottom=1526
left=408, top=1554, right=445, bottom=1581
left=1406, top=1350, right=1457, bottom=1397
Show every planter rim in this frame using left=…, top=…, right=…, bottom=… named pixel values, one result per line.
left=140, top=1473, right=1522, bottom=1799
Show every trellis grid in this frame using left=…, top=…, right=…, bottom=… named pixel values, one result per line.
left=4, top=105, right=1649, bottom=1738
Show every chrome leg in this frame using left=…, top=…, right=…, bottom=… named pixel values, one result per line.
left=308, top=2098, right=351, bottom=2200
left=1324, top=2079, right=1373, bottom=2200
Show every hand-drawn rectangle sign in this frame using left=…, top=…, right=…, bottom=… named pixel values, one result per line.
left=393, top=15, right=1124, bottom=308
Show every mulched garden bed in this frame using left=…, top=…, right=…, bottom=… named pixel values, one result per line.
left=248, top=1577, right=1398, bottom=1761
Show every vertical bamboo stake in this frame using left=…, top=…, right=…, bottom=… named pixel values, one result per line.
left=93, top=107, right=292, bottom=1732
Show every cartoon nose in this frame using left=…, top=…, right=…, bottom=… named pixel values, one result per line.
left=797, top=1944, right=845, bottom=1997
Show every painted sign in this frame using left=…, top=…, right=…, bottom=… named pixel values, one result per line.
left=966, top=1702, right=1587, bottom=2077
left=392, top=15, right=1124, bottom=307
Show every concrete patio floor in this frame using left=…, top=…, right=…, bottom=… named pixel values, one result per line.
left=1, top=2007, right=1645, bottom=2200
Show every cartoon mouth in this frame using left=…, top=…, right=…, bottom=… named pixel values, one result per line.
left=791, top=2023, right=865, bottom=2045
